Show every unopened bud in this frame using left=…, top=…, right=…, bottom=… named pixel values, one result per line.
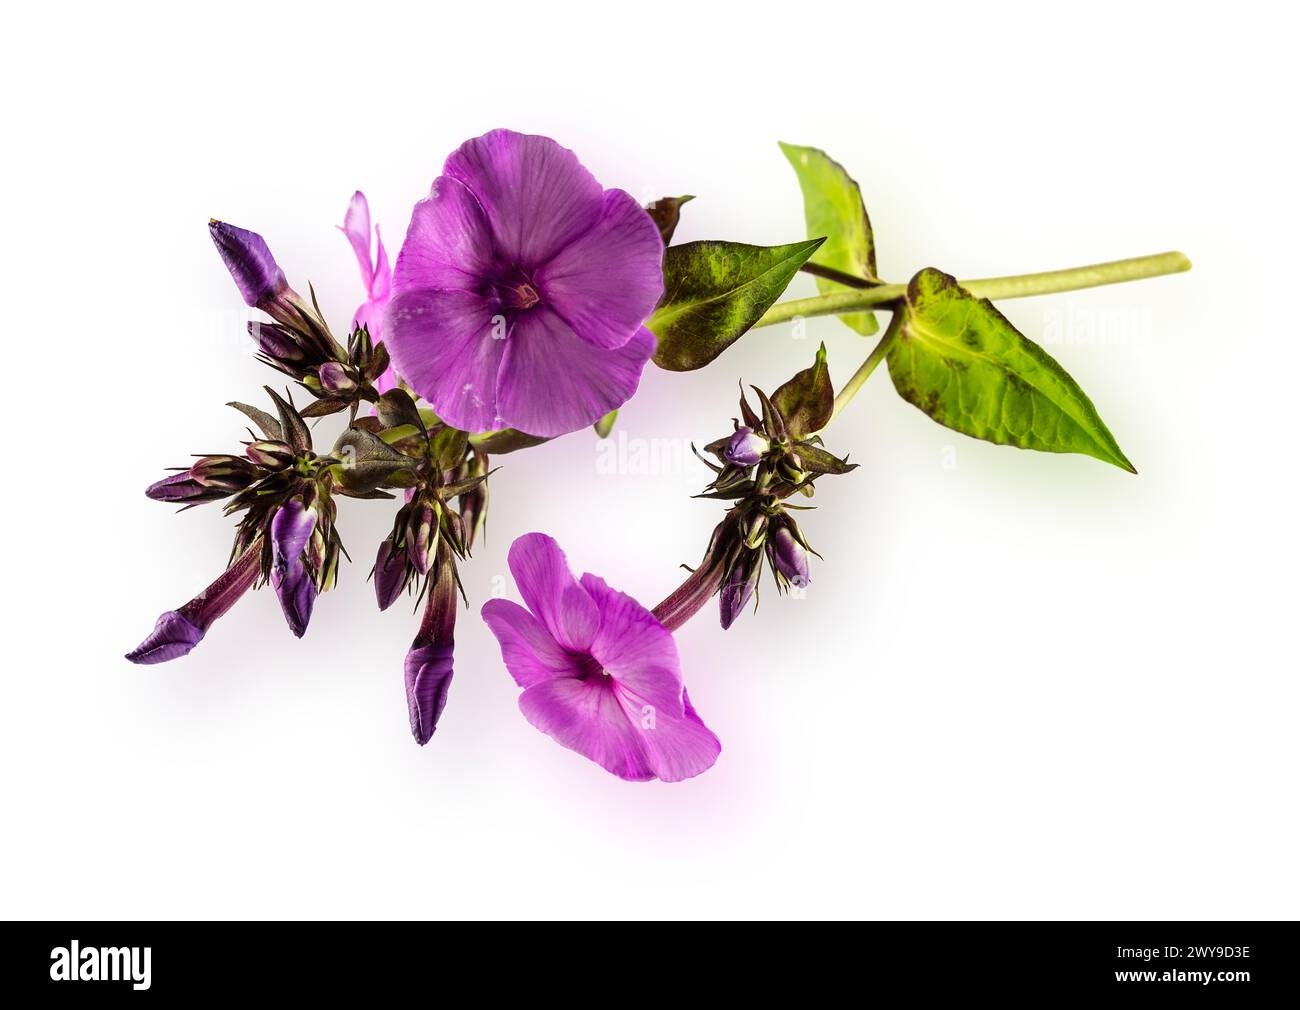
left=723, top=426, right=769, bottom=467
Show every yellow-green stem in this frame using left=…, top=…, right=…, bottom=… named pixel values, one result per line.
left=755, top=251, right=1191, bottom=330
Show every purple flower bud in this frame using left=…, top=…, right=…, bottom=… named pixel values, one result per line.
left=405, top=642, right=454, bottom=746
left=124, top=610, right=205, bottom=664
left=190, top=454, right=259, bottom=493
left=245, top=440, right=296, bottom=469
left=250, top=320, right=308, bottom=364
left=405, top=560, right=458, bottom=745
left=270, top=500, right=318, bottom=638
left=126, top=539, right=262, bottom=664
left=770, top=527, right=811, bottom=588
left=318, top=361, right=358, bottom=396
left=373, top=538, right=407, bottom=611
left=719, top=550, right=762, bottom=630
left=724, top=426, right=769, bottom=467
left=406, top=502, right=437, bottom=575
left=209, top=219, right=288, bottom=308
left=145, top=471, right=226, bottom=504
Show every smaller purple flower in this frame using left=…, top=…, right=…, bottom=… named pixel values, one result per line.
left=269, top=499, right=317, bottom=638
left=770, top=527, right=811, bottom=588
left=126, top=539, right=263, bottom=664
left=339, top=191, right=396, bottom=393
left=482, top=533, right=720, bottom=782
left=209, top=219, right=287, bottom=308
left=724, top=426, right=769, bottom=467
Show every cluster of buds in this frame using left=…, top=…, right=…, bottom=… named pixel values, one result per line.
left=130, top=388, right=352, bottom=659
left=211, top=220, right=387, bottom=419
left=343, top=388, right=494, bottom=743
left=663, top=345, right=856, bottom=630
left=131, top=213, right=503, bottom=749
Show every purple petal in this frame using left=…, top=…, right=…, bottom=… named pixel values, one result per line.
left=635, top=687, right=721, bottom=782
left=125, top=611, right=205, bottom=664
left=391, top=175, right=496, bottom=294
left=579, top=573, right=683, bottom=716
left=370, top=225, right=391, bottom=300
left=384, top=288, right=507, bottom=432
left=495, top=312, right=654, bottom=437
left=270, top=500, right=317, bottom=638
left=506, top=533, right=599, bottom=653
left=518, top=677, right=655, bottom=782
left=340, top=191, right=374, bottom=289
left=405, top=642, right=454, bottom=745
left=481, top=598, right=583, bottom=689
left=209, top=220, right=286, bottom=307
left=537, top=189, right=664, bottom=351
left=443, top=130, right=603, bottom=267
left=353, top=296, right=387, bottom=343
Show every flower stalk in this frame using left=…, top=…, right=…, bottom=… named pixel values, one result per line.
left=757, top=251, right=1191, bottom=330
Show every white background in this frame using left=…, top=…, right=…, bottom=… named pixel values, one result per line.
left=3, top=1, right=1296, bottom=920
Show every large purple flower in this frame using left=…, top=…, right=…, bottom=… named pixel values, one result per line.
left=482, top=534, right=720, bottom=782
left=385, top=130, right=664, bottom=438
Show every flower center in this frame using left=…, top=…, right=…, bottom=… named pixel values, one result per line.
left=576, top=653, right=611, bottom=680
left=492, top=266, right=542, bottom=312
left=506, top=281, right=540, bottom=310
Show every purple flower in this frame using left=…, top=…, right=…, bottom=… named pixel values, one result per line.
left=482, top=533, right=720, bottom=782
left=339, top=191, right=397, bottom=394
left=126, top=539, right=263, bottom=664
left=770, top=526, right=811, bottom=588
left=724, top=426, right=769, bottom=466
left=269, top=499, right=317, bottom=638
left=209, top=220, right=288, bottom=308
left=385, top=130, right=664, bottom=438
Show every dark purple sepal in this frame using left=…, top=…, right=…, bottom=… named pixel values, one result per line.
left=125, top=610, right=205, bottom=664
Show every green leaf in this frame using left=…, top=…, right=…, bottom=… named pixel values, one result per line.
left=779, top=141, right=879, bottom=337
left=593, top=409, right=618, bottom=439
left=649, top=238, right=825, bottom=371
left=772, top=342, right=833, bottom=437
left=885, top=269, right=1136, bottom=472
left=468, top=428, right=550, bottom=454
left=646, top=195, right=693, bottom=245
